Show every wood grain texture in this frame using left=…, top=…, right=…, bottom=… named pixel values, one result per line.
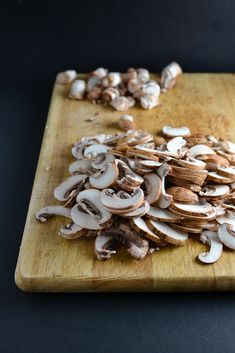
left=15, top=74, right=235, bottom=292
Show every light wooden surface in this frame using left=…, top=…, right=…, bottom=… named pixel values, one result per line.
left=15, top=74, right=235, bottom=292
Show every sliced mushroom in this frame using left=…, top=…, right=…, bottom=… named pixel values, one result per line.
left=198, top=154, right=229, bottom=171
left=167, top=136, right=186, bottom=154
left=89, top=162, right=119, bottom=189
left=157, top=163, right=173, bottom=208
left=221, top=140, right=235, bottom=154
left=169, top=157, right=206, bottom=170
left=132, top=217, right=163, bottom=244
left=72, top=143, right=86, bottom=159
left=101, top=188, right=144, bottom=213
left=94, top=231, right=120, bottom=260
left=199, top=185, right=230, bottom=199
left=144, top=173, right=162, bottom=205
left=162, top=125, right=190, bottom=137
left=121, top=201, right=150, bottom=218
left=207, top=172, right=234, bottom=184
left=170, top=165, right=208, bottom=186
left=58, top=222, right=87, bottom=239
left=118, top=221, right=149, bottom=259
left=69, top=160, right=93, bottom=175
left=36, top=205, right=71, bottom=223
left=188, top=144, right=216, bottom=158
left=167, top=186, right=199, bottom=204
left=54, top=174, right=88, bottom=201
left=172, top=223, right=203, bottom=234
left=167, top=175, right=202, bottom=192
left=218, top=223, right=235, bottom=250
left=198, top=231, right=223, bottom=263
left=71, top=189, right=112, bottom=230
left=146, top=206, right=181, bottom=222
left=91, top=153, right=115, bottom=170
left=170, top=202, right=214, bottom=218
left=84, top=144, right=109, bottom=159
left=148, top=219, right=188, bottom=245
left=139, top=160, right=162, bottom=168
left=217, top=167, right=235, bottom=180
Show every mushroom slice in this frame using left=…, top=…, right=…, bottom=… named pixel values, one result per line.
left=72, top=143, right=86, bottom=159
left=126, top=149, right=160, bottom=161
left=216, top=213, right=235, bottom=228
left=76, top=189, right=112, bottom=226
left=199, top=185, right=230, bottom=199
left=146, top=206, right=181, bottom=222
left=167, top=176, right=202, bottom=192
left=221, top=140, right=235, bottom=154
left=162, top=126, right=191, bottom=137
left=218, top=167, right=235, bottom=180
left=169, top=157, right=206, bottom=170
left=84, top=144, right=109, bottom=159
left=139, top=160, right=162, bottom=168
left=180, top=219, right=219, bottom=231
left=157, top=163, right=173, bottom=208
left=36, top=206, right=71, bottom=223
left=167, top=136, right=186, bottom=154
left=121, top=201, right=150, bottom=218
left=58, top=223, right=87, bottom=239
left=218, top=224, right=235, bottom=250
left=54, top=174, right=88, bottom=201
left=170, top=165, right=208, bottom=186
left=89, top=162, right=119, bottom=189
left=188, top=144, right=216, bottom=158
left=167, top=186, right=199, bottom=205
left=144, top=173, right=162, bottom=204
left=94, top=232, right=120, bottom=260
left=198, top=231, right=223, bottom=264
left=71, top=204, right=102, bottom=230
left=69, top=160, right=93, bottom=175
left=170, top=202, right=214, bottom=217
left=198, top=154, right=229, bottom=171
left=101, top=188, right=144, bottom=213
left=172, top=224, right=203, bottom=234
left=132, top=217, right=163, bottom=244
left=217, top=150, right=235, bottom=165
left=91, top=153, right=115, bottom=169
left=148, top=219, right=188, bottom=245
left=207, top=172, right=234, bottom=184
left=118, top=222, right=149, bottom=259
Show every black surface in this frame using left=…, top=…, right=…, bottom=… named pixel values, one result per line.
left=1, top=1, right=235, bottom=353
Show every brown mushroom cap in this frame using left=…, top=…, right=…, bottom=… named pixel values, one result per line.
left=166, top=186, right=199, bottom=205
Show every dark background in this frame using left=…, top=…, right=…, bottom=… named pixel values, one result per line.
left=1, top=1, right=235, bottom=352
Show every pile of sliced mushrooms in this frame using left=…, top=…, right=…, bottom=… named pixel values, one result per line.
left=36, top=124, right=235, bottom=263
left=56, top=62, right=182, bottom=111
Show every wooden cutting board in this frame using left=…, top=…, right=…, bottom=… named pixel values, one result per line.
left=15, top=74, right=235, bottom=292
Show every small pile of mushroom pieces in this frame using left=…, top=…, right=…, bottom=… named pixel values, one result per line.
left=36, top=124, right=235, bottom=263
left=56, top=62, right=182, bottom=111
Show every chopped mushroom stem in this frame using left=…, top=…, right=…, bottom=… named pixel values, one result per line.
left=36, top=124, right=235, bottom=263
left=56, top=64, right=182, bottom=111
